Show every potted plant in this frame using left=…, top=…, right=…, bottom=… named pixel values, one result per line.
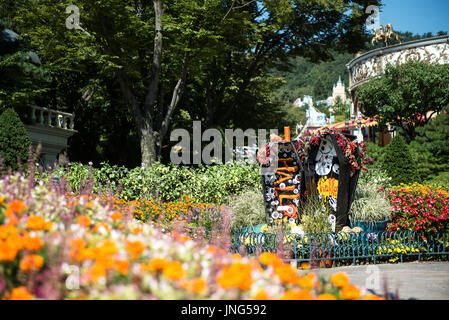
left=349, top=181, right=392, bottom=233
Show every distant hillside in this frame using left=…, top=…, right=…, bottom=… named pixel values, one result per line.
left=270, top=31, right=448, bottom=105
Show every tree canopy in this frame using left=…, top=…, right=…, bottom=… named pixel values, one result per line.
left=2, top=0, right=381, bottom=166
left=356, top=61, right=449, bottom=143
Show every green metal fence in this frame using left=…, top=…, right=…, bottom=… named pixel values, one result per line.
left=231, top=230, right=449, bottom=268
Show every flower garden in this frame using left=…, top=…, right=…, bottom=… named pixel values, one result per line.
left=1, top=121, right=449, bottom=301
left=0, top=169, right=386, bottom=300
left=1, top=148, right=449, bottom=301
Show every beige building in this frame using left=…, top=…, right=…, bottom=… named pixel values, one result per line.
left=332, top=76, right=347, bottom=105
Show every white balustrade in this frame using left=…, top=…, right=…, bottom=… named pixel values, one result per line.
left=28, top=105, right=75, bottom=130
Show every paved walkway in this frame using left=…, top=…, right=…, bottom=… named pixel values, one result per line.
left=302, top=261, right=449, bottom=300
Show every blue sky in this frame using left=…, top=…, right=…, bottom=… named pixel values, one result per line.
left=380, top=0, right=449, bottom=35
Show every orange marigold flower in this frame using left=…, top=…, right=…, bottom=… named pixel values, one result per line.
left=131, top=226, right=143, bottom=234
left=162, top=261, right=184, bottom=280
left=254, top=290, right=269, bottom=300
left=186, top=277, right=207, bottom=294
left=274, top=264, right=298, bottom=284
left=0, top=224, right=18, bottom=239
left=19, top=254, right=44, bottom=272
left=330, top=272, right=350, bottom=288
left=126, top=240, right=145, bottom=260
left=340, top=284, right=361, bottom=300
left=9, top=286, right=33, bottom=300
left=217, top=263, right=252, bottom=291
left=0, top=241, right=18, bottom=261
left=5, top=200, right=27, bottom=217
left=115, top=259, right=130, bottom=276
left=26, top=216, right=47, bottom=231
left=295, top=273, right=316, bottom=289
left=258, top=252, right=283, bottom=268
left=0, top=196, right=5, bottom=206
left=148, top=258, right=167, bottom=273
left=318, top=293, right=337, bottom=300
left=281, top=289, right=315, bottom=300
left=111, top=211, right=123, bottom=221
left=86, top=262, right=106, bottom=283
left=77, top=215, right=91, bottom=228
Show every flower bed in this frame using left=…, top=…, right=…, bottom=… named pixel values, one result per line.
left=386, top=183, right=449, bottom=234
left=0, top=172, right=382, bottom=300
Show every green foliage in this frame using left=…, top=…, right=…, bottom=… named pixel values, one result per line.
left=270, top=31, right=447, bottom=109
left=349, top=180, right=391, bottom=223
left=425, top=171, right=449, bottom=188
left=6, top=0, right=381, bottom=165
left=0, top=108, right=31, bottom=171
left=228, top=188, right=266, bottom=228
left=380, top=135, right=417, bottom=186
left=37, top=161, right=261, bottom=204
left=357, top=61, right=449, bottom=142
left=358, top=168, right=392, bottom=189
left=299, top=196, right=332, bottom=234
left=408, top=108, right=449, bottom=182
left=364, top=142, right=385, bottom=164
left=0, top=23, right=50, bottom=112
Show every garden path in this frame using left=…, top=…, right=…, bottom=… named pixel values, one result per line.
left=301, top=261, right=449, bottom=300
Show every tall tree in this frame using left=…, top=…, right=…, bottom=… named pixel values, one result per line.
left=357, top=61, right=449, bottom=143
left=10, top=0, right=380, bottom=166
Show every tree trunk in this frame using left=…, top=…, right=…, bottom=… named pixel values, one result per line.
left=140, top=120, right=157, bottom=168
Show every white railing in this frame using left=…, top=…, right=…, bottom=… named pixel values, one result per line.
left=28, top=105, right=75, bottom=130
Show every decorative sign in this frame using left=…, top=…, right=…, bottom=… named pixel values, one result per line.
left=259, top=141, right=303, bottom=225
left=304, top=132, right=361, bottom=231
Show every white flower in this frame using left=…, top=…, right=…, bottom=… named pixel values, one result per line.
left=138, top=175, right=142, bottom=180
left=290, top=225, right=305, bottom=237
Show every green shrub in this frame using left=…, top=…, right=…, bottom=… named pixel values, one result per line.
left=425, top=171, right=449, bottom=188
left=0, top=108, right=31, bottom=171
left=36, top=161, right=261, bottom=204
left=349, top=180, right=391, bottom=223
left=364, top=141, right=385, bottom=165
left=409, top=108, right=449, bottom=182
left=380, top=135, right=417, bottom=186
left=228, top=188, right=266, bottom=228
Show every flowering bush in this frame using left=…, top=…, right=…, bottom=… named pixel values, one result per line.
left=0, top=171, right=382, bottom=300
left=386, top=183, right=449, bottom=234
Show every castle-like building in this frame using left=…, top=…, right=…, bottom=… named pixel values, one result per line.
left=293, top=76, right=347, bottom=109
left=332, top=76, right=347, bottom=105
